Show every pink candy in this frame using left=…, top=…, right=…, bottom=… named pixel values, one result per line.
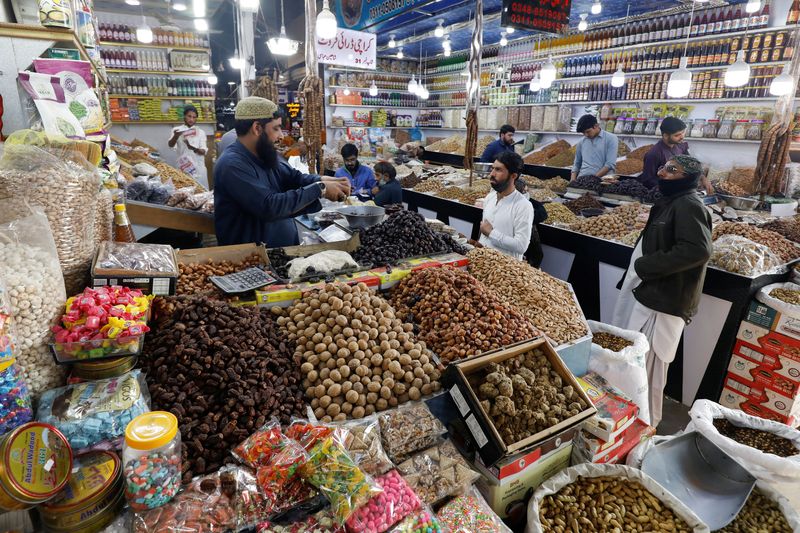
left=346, top=470, right=421, bottom=533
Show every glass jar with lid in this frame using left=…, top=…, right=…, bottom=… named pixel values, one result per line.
left=732, top=120, right=749, bottom=140
left=633, top=118, right=647, bottom=135
left=747, top=120, right=764, bottom=140
left=605, top=117, right=617, bottom=133
left=690, top=118, right=706, bottom=138
left=704, top=119, right=719, bottom=138
left=614, top=117, right=625, bottom=135
left=123, top=411, right=181, bottom=512
left=716, top=119, right=734, bottom=139
left=623, top=118, right=635, bottom=135
left=644, top=118, right=659, bottom=136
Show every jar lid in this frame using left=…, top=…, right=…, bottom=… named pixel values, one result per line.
left=0, top=423, right=72, bottom=501
left=125, top=411, right=178, bottom=450
left=708, top=119, right=720, bottom=123
left=736, top=119, right=750, bottom=122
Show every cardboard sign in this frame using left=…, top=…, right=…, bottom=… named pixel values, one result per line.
left=501, top=0, right=572, bottom=34
left=317, top=28, right=377, bottom=70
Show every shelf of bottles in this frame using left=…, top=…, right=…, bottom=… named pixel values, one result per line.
left=328, top=72, right=419, bottom=91
left=97, top=21, right=209, bottom=49
left=110, top=98, right=215, bottom=124
left=328, top=89, right=419, bottom=108
left=109, top=75, right=215, bottom=98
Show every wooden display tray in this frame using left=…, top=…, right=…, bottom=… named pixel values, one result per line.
left=126, top=200, right=215, bottom=234
left=176, top=243, right=269, bottom=267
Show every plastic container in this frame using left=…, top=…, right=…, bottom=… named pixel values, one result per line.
left=70, top=356, right=137, bottom=382
left=690, top=118, right=706, bottom=138
left=717, top=119, right=734, bottom=139
left=605, top=117, right=617, bottom=133
left=633, top=118, right=647, bottom=135
left=51, top=334, right=145, bottom=364
left=644, top=118, right=659, bottom=136
left=613, top=118, right=625, bottom=134
left=732, top=120, right=749, bottom=140
left=123, top=411, right=181, bottom=512
left=747, top=120, right=764, bottom=140
left=0, top=422, right=73, bottom=511
left=704, top=119, right=719, bottom=138
left=622, top=118, right=635, bottom=135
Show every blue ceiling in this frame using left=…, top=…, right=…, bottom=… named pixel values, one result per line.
left=367, top=0, right=753, bottom=60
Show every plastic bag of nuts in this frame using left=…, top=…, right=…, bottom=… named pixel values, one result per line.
left=396, top=440, right=479, bottom=505
left=757, top=282, right=800, bottom=317
left=527, top=464, right=709, bottom=532
left=687, top=400, right=800, bottom=483
left=332, top=415, right=394, bottom=476
left=378, top=402, right=447, bottom=464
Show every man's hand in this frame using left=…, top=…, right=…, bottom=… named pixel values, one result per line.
left=171, top=129, right=184, bottom=141
left=480, top=220, right=493, bottom=237
left=322, top=178, right=351, bottom=201
left=570, top=172, right=578, bottom=181
left=371, top=186, right=379, bottom=196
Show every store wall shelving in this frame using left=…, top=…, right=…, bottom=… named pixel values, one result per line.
left=99, top=41, right=207, bottom=53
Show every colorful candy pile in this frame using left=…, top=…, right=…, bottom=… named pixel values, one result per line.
left=0, top=360, right=32, bottom=434
left=391, top=508, right=444, bottom=533
left=346, top=469, right=421, bottom=533
left=124, top=451, right=182, bottom=511
left=437, top=489, right=510, bottom=533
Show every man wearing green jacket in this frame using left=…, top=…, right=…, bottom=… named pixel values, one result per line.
left=611, top=155, right=712, bottom=428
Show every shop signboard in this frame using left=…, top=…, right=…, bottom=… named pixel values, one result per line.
left=501, top=0, right=572, bottom=34
left=335, top=0, right=428, bottom=31
left=317, top=28, right=377, bottom=70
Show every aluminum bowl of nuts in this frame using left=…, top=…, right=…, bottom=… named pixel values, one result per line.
left=337, top=205, right=386, bottom=230
left=718, top=195, right=761, bottom=211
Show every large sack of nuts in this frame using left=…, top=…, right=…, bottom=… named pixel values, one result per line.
left=587, top=320, right=651, bottom=425
left=526, top=463, right=709, bottom=532
left=755, top=282, right=800, bottom=324
left=718, top=483, right=800, bottom=533
left=686, top=400, right=800, bottom=484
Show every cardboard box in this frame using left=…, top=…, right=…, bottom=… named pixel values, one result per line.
left=719, top=383, right=798, bottom=426
left=91, top=242, right=179, bottom=296
left=475, top=441, right=572, bottom=520
left=255, top=281, right=324, bottom=307
left=442, top=338, right=596, bottom=467
left=553, top=282, right=592, bottom=376
left=177, top=243, right=269, bottom=268
left=736, top=321, right=800, bottom=359
left=722, top=372, right=800, bottom=421
left=578, top=418, right=656, bottom=464
left=428, top=252, right=469, bottom=270
left=727, top=353, right=800, bottom=398
left=746, top=299, right=800, bottom=341
left=475, top=425, right=580, bottom=480
left=577, top=372, right=639, bottom=442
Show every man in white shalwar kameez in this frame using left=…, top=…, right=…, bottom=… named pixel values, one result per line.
left=612, top=155, right=712, bottom=428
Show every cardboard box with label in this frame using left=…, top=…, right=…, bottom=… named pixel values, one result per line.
left=92, top=242, right=179, bottom=296
left=577, top=372, right=639, bottom=442
left=736, top=321, right=800, bottom=359
left=727, top=353, right=800, bottom=398
left=719, top=382, right=797, bottom=426
left=575, top=418, right=656, bottom=464
left=721, top=372, right=800, bottom=424
left=746, top=298, right=800, bottom=341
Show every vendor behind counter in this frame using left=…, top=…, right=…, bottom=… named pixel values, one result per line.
left=639, top=117, right=714, bottom=195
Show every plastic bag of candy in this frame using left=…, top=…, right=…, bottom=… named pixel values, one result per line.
left=436, top=486, right=512, bottom=533
left=232, top=420, right=290, bottom=468
left=286, top=418, right=340, bottom=451
left=397, top=441, right=479, bottom=505
left=256, top=439, right=309, bottom=505
left=378, top=402, right=446, bottom=464
left=257, top=506, right=345, bottom=533
left=333, top=415, right=393, bottom=477
left=345, top=469, right=420, bottom=533
left=387, top=505, right=443, bottom=533
left=0, top=359, right=33, bottom=435
left=300, top=437, right=382, bottom=524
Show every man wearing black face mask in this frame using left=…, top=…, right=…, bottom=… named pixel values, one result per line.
left=612, top=155, right=712, bottom=428
left=214, top=97, right=351, bottom=247
left=478, top=151, right=533, bottom=260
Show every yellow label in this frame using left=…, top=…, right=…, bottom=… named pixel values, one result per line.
left=6, top=425, right=71, bottom=498
left=388, top=269, right=411, bottom=281
left=265, top=290, right=302, bottom=303
left=44, top=451, right=118, bottom=510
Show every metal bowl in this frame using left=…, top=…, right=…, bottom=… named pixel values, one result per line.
left=337, top=205, right=386, bottom=230
left=718, top=194, right=760, bottom=210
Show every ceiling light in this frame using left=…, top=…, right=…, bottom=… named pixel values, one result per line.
left=506, top=26, right=514, bottom=34
left=611, top=65, right=626, bottom=87
left=497, top=65, right=504, bottom=72
left=397, top=46, right=404, bottom=59
left=591, top=0, right=602, bottom=15
left=434, top=19, right=445, bottom=38
left=770, top=64, right=794, bottom=96
left=136, top=25, right=153, bottom=43
left=578, top=14, right=588, bottom=32
left=442, top=37, right=451, bottom=50
left=408, top=75, right=418, bottom=94
left=444, top=48, right=451, bottom=56
left=207, top=75, right=218, bottom=84
left=667, top=56, right=692, bottom=98
left=316, top=0, right=338, bottom=39
left=369, top=81, right=378, bottom=96
left=540, top=56, right=557, bottom=86
left=125, top=0, right=140, bottom=5
left=745, top=0, right=761, bottom=13
left=418, top=84, right=429, bottom=100
left=267, top=0, right=298, bottom=56
left=499, top=32, right=507, bottom=46
left=240, top=0, right=259, bottom=11
left=724, top=50, right=750, bottom=87
left=228, top=57, right=244, bottom=69
left=194, top=18, right=208, bottom=31
left=193, top=0, right=205, bottom=18
left=529, top=73, right=541, bottom=92
left=388, top=34, right=396, bottom=48
left=172, top=1, right=187, bottom=10
left=343, top=84, right=351, bottom=96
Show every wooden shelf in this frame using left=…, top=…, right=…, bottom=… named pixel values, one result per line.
left=109, top=95, right=215, bottom=100
left=126, top=200, right=214, bottom=234
left=99, top=40, right=208, bottom=52
left=328, top=125, right=411, bottom=129
left=113, top=120, right=215, bottom=124
left=425, top=97, right=783, bottom=109
left=106, top=68, right=210, bottom=76
left=330, top=104, right=419, bottom=109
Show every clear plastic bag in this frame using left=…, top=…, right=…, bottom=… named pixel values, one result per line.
left=378, top=402, right=447, bottom=464
left=36, top=369, right=150, bottom=450
left=185, top=191, right=214, bottom=210
left=286, top=418, right=339, bottom=451
left=345, top=469, right=421, bottom=533
left=300, top=437, right=382, bottom=524
left=257, top=506, right=345, bottom=533
left=125, top=176, right=150, bottom=202
left=148, top=177, right=174, bottom=205
left=710, top=235, right=785, bottom=277
left=387, top=504, right=443, bottom=533
left=437, top=485, right=512, bottom=533
left=0, top=359, right=33, bottom=435
left=95, top=241, right=178, bottom=275
left=232, top=419, right=290, bottom=468
left=333, top=415, right=393, bottom=477
left=396, top=440, right=479, bottom=505
left=0, top=279, right=16, bottom=365
left=167, top=186, right=195, bottom=207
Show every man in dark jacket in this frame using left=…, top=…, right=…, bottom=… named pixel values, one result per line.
left=371, top=161, right=403, bottom=206
left=480, top=124, right=516, bottom=163
left=611, top=154, right=712, bottom=428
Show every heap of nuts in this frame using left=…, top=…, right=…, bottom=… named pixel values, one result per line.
left=761, top=217, right=800, bottom=244
left=436, top=182, right=492, bottom=206
left=178, top=254, right=267, bottom=295
left=718, top=489, right=794, bottom=533
left=564, top=194, right=605, bottom=215
left=140, top=296, right=306, bottom=482
left=413, top=179, right=445, bottom=194
left=531, top=177, right=569, bottom=194
left=389, top=266, right=539, bottom=364
left=543, top=203, right=579, bottom=225
left=475, top=349, right=588, bottom=445
left=592, top=332, right=634, bottom=352
left=568, top=203, right=649, bottom=242
left=713, top=419, right=799, bottom=457
left=468, top=248, right=587, bottom=345
left=529, top=188, right=558, bottom=203
left=713, top=221, right=800, bottom=264
left=399, top=173, right=422, bottom=189
left=568, top=175, right=602, bottom=192
left=770, top=287, right=800, bottom=306
left=274, top=282, right=442, bottom=422
left=538, top=476, right=692, bottom=532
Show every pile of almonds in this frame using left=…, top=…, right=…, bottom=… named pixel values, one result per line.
left=543, top=203, right=579, bottom=225
left=568, top=203, right=648, bottom=242
left=713, top=221, right=800, bottom=264
left=275, top=282, right=441, bottom=421
left=389, top=266, right=539, bottom=364
left=467, top=248, right=588, bottom=345
left=760, top=216, right=800, bottom=244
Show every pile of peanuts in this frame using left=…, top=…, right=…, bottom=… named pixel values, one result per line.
left=413, top=179, right=445, bottom=194
left=569, top=211, right=635, bottom=242
left=718, top=489, right=793, bottom=532
left=713, top=222, right=800, bottom=264
left=592, top=332, right=634, bottom=352
left=538, top=476, right=692, bottom=532
left=467, top=248, right=587, bottom=345
left=770, top=287, right=800, bottom=306
left=389, top=266, right=539, bottom=364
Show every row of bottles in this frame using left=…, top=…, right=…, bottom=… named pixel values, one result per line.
left=329, top=92, right=419, bottom=107
left=328, top=73, right=412, bottom=91
left=109, top=76, right=215, bottom=97
left=98, top=21, right=208, bottom=48
left=101, top=49, right=170, bottom=71
left=415, top=110, right=444, bottom=127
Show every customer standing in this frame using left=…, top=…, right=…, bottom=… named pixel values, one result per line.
left=571, top=114, right=619, bottom=179
left=479, top=151, right=534, bottom=260
left=335, top=144, right=376, bottom=197
left=480, top=124, right=516, bottom=163
left=612, top=155, right=712, bottom=428
left=169, top=105, right=208, bottom=188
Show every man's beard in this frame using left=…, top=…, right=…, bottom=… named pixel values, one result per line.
left=491, top=177, right=511, bottom=193
left=256, top=132, right=279, bottom=167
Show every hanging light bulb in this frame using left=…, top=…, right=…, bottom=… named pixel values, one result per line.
left=207, top=74, right=218, bottom=85
left=578, top=14, right=588, bottom=32
left=137, top=25, right=153, bottom=43
left=591, top=0, right=602, bottom=15
left=667, top=56, right=692, bottom=98
left=724, top=50, right=750, bottom=87
left=240, top=0, right=259, bottom=13
left=193, top=0, right=205, bottom=18
left=407, top=75, right=418, bottom=94
left=125, top=0, right=140, bottom=5
left=397, top=46, right=404, bottom=59
left=343, top=84, right=351, bottom=96
left=388, top=34, right=396, bottom=48
left=369, top=80, right=378, bottom=96
left=267, top=0, right=299, bottom=55
left=419, top=85, right=429, bottom=100
left=316, top=0, right=338, bottom=39
left=229, top=56, right=244, bottom=69
left=540, top=56, right=556, bottom=87
left=770, top=64, right=794, bottom=96
left=611, top=64, right=626, bottom=87
left=529, top=73, right=541, bottom=92
left=434, top=19, right=445, bottom=38
left=444, top=48, right=451, bottom=57
left=172, top=1, right=187, bottom=10
left=194, top=18, right=208, bottom=31
left=499, top=32, right=507, bottom=46
left=745, top=0, right=761, bottom=13
left=506, top=26, right=514, bottom=34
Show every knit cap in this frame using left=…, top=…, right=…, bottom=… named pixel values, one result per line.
left=235, top=96, right=278, bottom=120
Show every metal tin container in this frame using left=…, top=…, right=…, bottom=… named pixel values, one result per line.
left=0, top=422, right=72, bottom=511
left=39, top=450, right=123, bottom=532
left=70, top=357, right=137, bottom=382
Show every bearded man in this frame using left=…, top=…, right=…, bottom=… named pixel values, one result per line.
left=478, top=151, right=534, bottom=260
left=214, top=97, right=350, bottom=246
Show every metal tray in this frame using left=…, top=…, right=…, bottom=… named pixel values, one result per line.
left=641, top=431, right=755, bottom=530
